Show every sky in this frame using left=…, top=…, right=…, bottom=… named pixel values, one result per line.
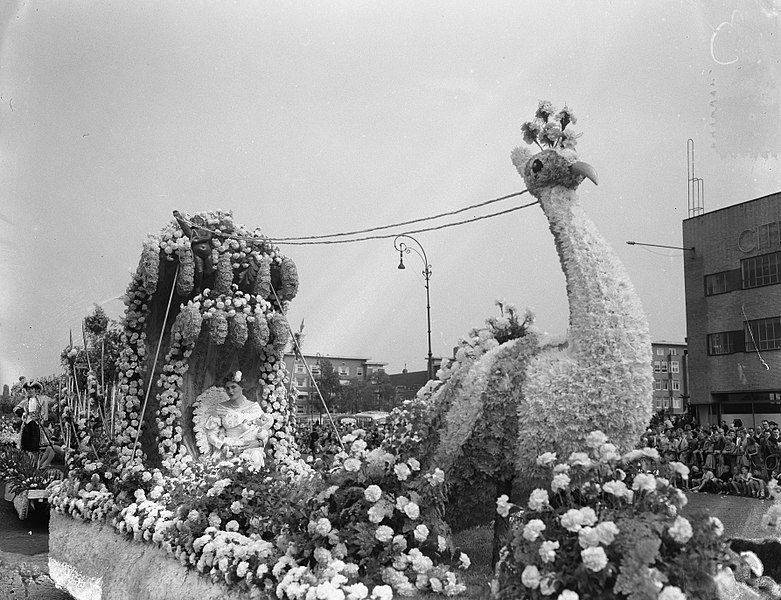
left=0, top=0, right=779, bottom=385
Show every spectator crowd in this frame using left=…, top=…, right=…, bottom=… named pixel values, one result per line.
left=641, top=414, right=780, bottom=499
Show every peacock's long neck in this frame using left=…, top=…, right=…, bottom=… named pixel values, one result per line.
left=538, top=186, right=650, bottom=366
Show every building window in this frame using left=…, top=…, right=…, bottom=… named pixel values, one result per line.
left=656, top=348, right=665, bottom=356
left=705, top=272, right=728, bottom=295
left=669, top=348, right=678, bottom=356
left=655, top=398, right=662, bottom=409
left=660, top=362, right=668, bottom=373
left=653, top=380, right=662, bottom=391
left=356, top=367, right=363, bottom=377
left=670, top=361, right=679, bottom=373
left=662, top=380, right=669, bottom=391
left=653, top=360, right=661, bottom=372
left=673, top=396, right=681, bottom=409
left=745, top=316, right=781, bottom=351
left=742, top=252, right=781, bottom=289
left=294, top=363, right=305, bottom=373
left=338, top=366, right=349, bottom=376
left=295, top=377, right=308, bottom=387
left=311, top=365, right=321, bottom=375
left=663, top=398, right=670, bottom=409
left=708, top=331, right=744, bottom=355
left=672, top=380, right=680, bottom=391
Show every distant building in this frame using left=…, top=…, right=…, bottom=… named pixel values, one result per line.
left=651, top=341, right=689, bottom=416
left=683, top=191, right=781, bottom=427
left=387, top=356, right=451, bottom=402
left=282, top=353, right=386, bottom=416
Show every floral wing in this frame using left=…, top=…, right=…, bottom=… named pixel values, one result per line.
left=192, top=386, right=229, bottom=456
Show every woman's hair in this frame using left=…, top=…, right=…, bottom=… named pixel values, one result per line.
left=224, top=370, right=244, bottom=386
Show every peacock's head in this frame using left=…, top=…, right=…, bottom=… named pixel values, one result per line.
left=510, top=101, right=598, bottom=196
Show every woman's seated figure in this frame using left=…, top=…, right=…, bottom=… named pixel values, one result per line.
left=204, top=372, right=273, bottom=468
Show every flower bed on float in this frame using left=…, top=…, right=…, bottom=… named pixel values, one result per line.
left=47, top=211, right=468, bottom=600
left=492, top=431, right=773, bottom=600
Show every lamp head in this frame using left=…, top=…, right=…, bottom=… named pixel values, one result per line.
left=397, top=253, right=405, bottom=270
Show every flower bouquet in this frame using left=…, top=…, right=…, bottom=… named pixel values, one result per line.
left=493, top=431, right=755, bottom=600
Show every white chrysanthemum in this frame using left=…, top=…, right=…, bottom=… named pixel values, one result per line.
left=344, top=458, right=362, bottom=472
left=403, top=502, right=420, bottom=520
left=540, top=574, right=558, bottom=596
left=658, top=585, right=687, bottom=600
left=578, top=526, right=601, bottom=548
left=598, top=443, right=621, bottom=462
left=521, top=565, right=542, bottom=589
left=602, top=480, right=630, bottom=499
left=668, top=516, right=693, bottom=544
left=641, top=447, right=660, bottom=461
left=580, top=546, right=608, bottom=572
left=368, top=504, right=385, bottom=524
left=568, top=452, right=592, bottom=468
left=523, top=519, right=546, bottom=541
left=551, top=473, right=571, bottom=493
left=459, top=552, right=471, bottom=569
left=394, top=463, right=411, bottom=481
left=536, top=452, right=557, bottom=467
left=580, top=507, right=597, bottom=526
left=413, top=524, right=429, bottom=542
left=709, top=516, right=724, bottom=537
left=428, top=468, right=445, bottom=485
left=539, top=539, right=560, bottom=563
left=528, top=488, right=549, bottom=511
left=595, top=521, right=619, bottom=545
left=632, top=473, right=657, bottom=493
left=552, top=463, right=571, bottom=475
left=345, top=583, right=369, bottom=600
left=496, top=494, right=512, bottom=518
left=364, top=485, right=382, bottom=503
left=561, top=509, right=585, bottom=532
left=315, top=517, right=333, bottom=536
left=557, top=591, right=579, bottom=600
left=585, top=430, right=608, bottom=449
left=375, top=525, right=394, bottom=543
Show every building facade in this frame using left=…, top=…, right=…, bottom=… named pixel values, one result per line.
left=651, top=341, right=688, bottom=415
left=282, top=353, right=386, bottom=416
left=683, top=191, right=781, bottom=427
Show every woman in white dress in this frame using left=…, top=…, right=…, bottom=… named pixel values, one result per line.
left=204, top=372, right=273, bottom=467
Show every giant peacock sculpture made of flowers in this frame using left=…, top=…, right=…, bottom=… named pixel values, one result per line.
left=47, top=211, right=468, bottom=600
left=383, top=101, right=655, bottom=562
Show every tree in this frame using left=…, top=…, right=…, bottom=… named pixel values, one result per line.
left=312, top=358, right=342, bottom=415
left=370, top=372, right=398, bottom=412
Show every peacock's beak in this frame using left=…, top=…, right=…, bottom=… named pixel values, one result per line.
left=570, top=161, right=599, bottom=186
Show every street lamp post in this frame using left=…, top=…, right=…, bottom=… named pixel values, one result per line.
left=393, top=234, right=434, bottom=380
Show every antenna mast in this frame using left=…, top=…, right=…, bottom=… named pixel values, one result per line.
left=687, top=139, right=704, bottom=217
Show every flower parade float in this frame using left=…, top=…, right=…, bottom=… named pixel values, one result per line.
left=47, top=210, right=468, bottom=600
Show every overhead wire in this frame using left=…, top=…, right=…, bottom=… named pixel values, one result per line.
left=176, top=190, right=535, bottom=246
left=272, top=189, right=530, bottom=241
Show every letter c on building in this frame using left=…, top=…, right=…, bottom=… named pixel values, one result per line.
left=738, top=228, right=757, bottom=253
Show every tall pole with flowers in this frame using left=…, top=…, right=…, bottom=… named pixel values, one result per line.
left=393, top=234, right=434, bottom=381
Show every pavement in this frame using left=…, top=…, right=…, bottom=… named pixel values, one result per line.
left=0, top=487, right=779, bottom=599
left=682, top=490, right=777, bottom=540
left=0, top=483, right=70, bottom=599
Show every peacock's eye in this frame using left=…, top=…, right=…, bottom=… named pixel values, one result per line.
left=531, top=159, right=543, bottom=174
